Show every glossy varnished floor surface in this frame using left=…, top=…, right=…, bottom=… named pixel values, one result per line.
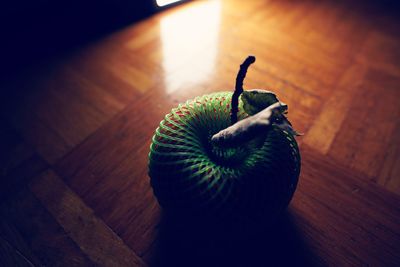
left=1, top=0, right=400, bottom=266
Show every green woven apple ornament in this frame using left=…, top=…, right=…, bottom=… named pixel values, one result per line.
left=149, top=56, right=300, bottom=226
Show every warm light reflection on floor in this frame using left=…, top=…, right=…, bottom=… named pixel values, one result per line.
left=159, top=0, right=221, bottom=93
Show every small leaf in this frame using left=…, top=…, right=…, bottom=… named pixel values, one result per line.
left=241, top=89, right=280, bottom=115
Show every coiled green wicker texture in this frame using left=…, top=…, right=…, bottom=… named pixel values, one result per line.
left=149, top=92, right=300, bottom=223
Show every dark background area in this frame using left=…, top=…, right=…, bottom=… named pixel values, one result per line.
left=0, top=0, right=185, bottom=82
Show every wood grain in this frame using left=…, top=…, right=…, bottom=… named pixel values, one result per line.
left=303, top=63, right=367, bottom=153
left=0, top=187, right=94, bottom=266
left=30, top=170, right=146, bottom=267
left=1, top=0, right=400, bottom=266
left=0, top=120, right=47, bottom=201
left=328, top=68, right=400, bottom=180
left=295, top=147, right=400, bottom=267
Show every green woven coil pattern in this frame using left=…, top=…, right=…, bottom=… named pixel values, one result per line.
left=149, top=92, right=300, bottom=222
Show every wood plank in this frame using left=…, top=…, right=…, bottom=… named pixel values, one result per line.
left=328, top=68, right=400, bottom=189
left=0, top=219, right=42, bottom=267
left=26, top=71, right=120, bottom=149
left=0, top=187, right=94, bottom=266
left=349, top=70, right=400, bottom=180
left=55, top=91, right=168, bottom=255
left=1, top=62, right=127, bottom=164
left=1, top=98, right=71, bottom=164
left=55, top=89, right=170, bottom=195
left=30, top=170, right=146, bottom=267
left=303, top=63, right=367, bottom=154
left=0, top=120, right=47, bottom=200
left=357, top=30, right=400, bottom=77
left=217, top=3, right=369, bottom=98
left=378, top=121, right=400, bottom=193
left=67, top=46, right=144, bottom=104
left=294, top=146, right=400, bottom=266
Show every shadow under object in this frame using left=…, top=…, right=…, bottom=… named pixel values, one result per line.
left=150, top=210, right=325, bottom=267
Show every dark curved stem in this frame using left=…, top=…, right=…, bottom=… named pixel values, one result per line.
left=231, top=55, right=256, bottom=124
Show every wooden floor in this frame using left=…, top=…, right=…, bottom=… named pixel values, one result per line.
left=1, top=0, right=400, bottom=266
